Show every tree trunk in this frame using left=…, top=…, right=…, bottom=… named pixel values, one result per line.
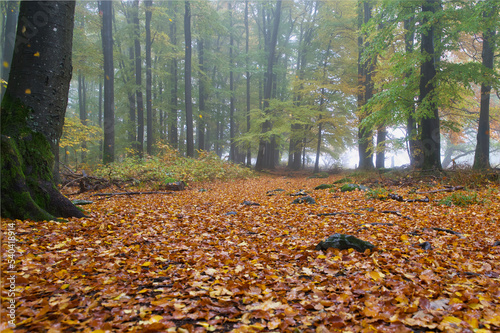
left=404, top=17, right=423, bottom=168
left=376, top=126, right=386, bottom=169
left=1, top=1, right=85, bottom=220
left=255, top=0, right=282, bottom=171
left=184, top=1, right=194, bottom=157
left=1, top=1, right=18, bottom=101
left=229, top=2, right=236, bottom=162
left=198, top=38, right=206, bottom=151
left=357, top=0, right=374, bottom=170
left=473, top=7, right=496, bottom=169
left=245, top=0, right=251, bottom=166
left=133, top=0, right=144, bottom=157
left=128, top=46, right=137, bottom=146
left=419, top=0, right=442, bottom=170
left=145, top=0, right=153, bottom=155
left=78, top=70, right=87, bottom=163
left=101, top=0, right=114, bottom=164
left=169, top=1, right=178, bottom=148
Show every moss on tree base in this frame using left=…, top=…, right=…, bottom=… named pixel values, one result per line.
left=1, top=96, right=85, bottom=221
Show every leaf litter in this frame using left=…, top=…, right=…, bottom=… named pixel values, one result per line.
left=1, top=175, right=500, bottom=332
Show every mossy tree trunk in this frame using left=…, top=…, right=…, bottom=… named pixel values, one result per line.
left=1, top=1, right=85, bottom=221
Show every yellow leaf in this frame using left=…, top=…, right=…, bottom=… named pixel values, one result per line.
left=34, top=51, right=40, bottom=57
left=149, top=315, right=163, bottom=323
left=468, top=303, right=482, bottom=309
left=141, top=261, right=152, bottom=267
left=441, top=316, right=462, bottom=325
left=198, top=322, right=216, bottom=331
left=25, top=88, right=31, bottom=94
left=400, top=234, right=409, bottom=242
left=317, top=254, right=327, bottom=259
left=61, top=284, right=70, bottom=290
left=367, top=270, right=384, bottom=281
left=138, top=289, right=149, bottom=294
left=3, top=61, right=8, bottom=68
left=484, top=314, right=500, bottom=326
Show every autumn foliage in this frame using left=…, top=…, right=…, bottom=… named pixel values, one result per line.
left=1, top=173, right=500, bottom=332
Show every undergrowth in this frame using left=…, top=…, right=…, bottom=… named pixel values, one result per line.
left=92, top=144, right=255, bottom=184
left=438, top=190, right=488, bottom=207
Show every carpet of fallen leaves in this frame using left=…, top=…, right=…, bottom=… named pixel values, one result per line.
left=2, top=175, right=500, bottom=333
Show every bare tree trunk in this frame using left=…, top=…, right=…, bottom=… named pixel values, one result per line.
left=169, top=2, right=178, bottom=148
left=1, top=1, right=18, bottom=101
left=229, top=2, right=236, bottom=162
left=357, top=0, right=374, bottom=170
left=133, top=0, right=144, bottom=157
left=198, top=38, right=206, bottom=151
left=255, top=0, right=282, bottom=171
left=78, top=70, right=87, bottom=163
left=473, top=6, right=496, bottom=169
left=419, top=0, right=442, bottom=170
left=101, top=0, right=115, bottom=164
left=245, top=0, right=251, bottom=166
left=184, top=1, right=194, bottom=157
left=145, top=0, right=153, bottom=155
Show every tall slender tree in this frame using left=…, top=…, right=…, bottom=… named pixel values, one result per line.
left=169, top=1, right=178, bottom=148
left=473, top=4, right=497, bottom=169
left=357, top=0, right=374, bottom=170
left=255, top=0, right=282, bottom=171
left=245, top=0, right=251, bottom=166
left=229, top=2, right=236, bottom=162
left=145, top=0, right=153, bottom=155
left=133, top=0, right=144, bottom=156
left=198, top=38, right=206, bottom=151
left=184, top=1, right=194, bottom=157
left=101, top=0, right=115, bottom=164
left=419, top=0, right=442, bottom=170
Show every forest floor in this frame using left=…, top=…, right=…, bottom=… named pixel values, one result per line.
left=1, top=171, right=500, bottom=332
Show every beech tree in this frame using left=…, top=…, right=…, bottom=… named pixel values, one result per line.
left=473, top=3, right=498, bottom=169
left=100, top=0, right=114, bottom=164
left=1, top=1, right=85, bottom=220
left=255, top=0, right=282, bottom=171
left=184, top=1, right=194, bottom=157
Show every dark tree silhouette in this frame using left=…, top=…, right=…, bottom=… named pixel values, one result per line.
left=1, top=1, right=84, bottom=220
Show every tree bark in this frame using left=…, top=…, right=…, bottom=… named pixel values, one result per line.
left=198, top=38, right=206, bottom=151
left=169, top=1, right=178, bottom=148
left=357, top=0, right=374, bottom=170
left=245, top=0, right=251, bottom=166
left=1, top=1, right=18, bottom=101
left=133, top=0, right=144, bottom=157
left=78, top=70, right=87, bottom=163
left=255, top=0, right=282, bottom=171
left=419, top=0, right=442, bottom=170
left=376, top=126, right=386, bottom=169
left=1, top=1, right=85, bottom=220
left=229, top=2, right=236, bottom=162
left=184, top=1, right=194, bottom=157
left=404, top=16, right=423, bottom=168
left=101, top=0, right=114, bottom=164
left=145, top=0, right=153, bottom=155
left=473, top=7, right=496, bottom=170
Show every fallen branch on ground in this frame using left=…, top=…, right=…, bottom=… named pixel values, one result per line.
left=416, top=186, right=464, bottom=194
